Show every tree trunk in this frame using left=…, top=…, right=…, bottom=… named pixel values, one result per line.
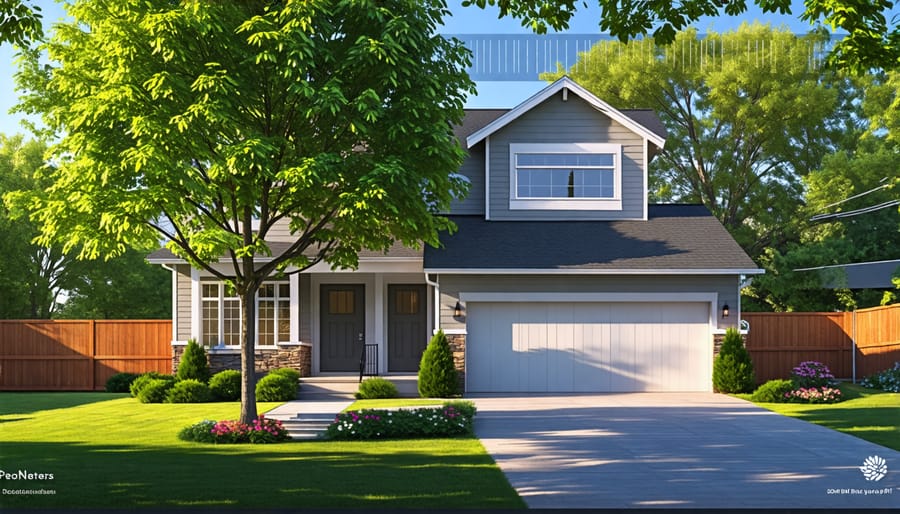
left=239, top=280, right=259, bottom=425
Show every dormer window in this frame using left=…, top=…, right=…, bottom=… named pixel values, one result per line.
left=509, top=143, right=622, bottom=211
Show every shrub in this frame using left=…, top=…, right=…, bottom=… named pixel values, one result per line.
left=712, top=328, right=755, bottom=393
left=784, top=386, right=843, bottom=404
left=136, top=378, right=176, bottom=403
left=176, top=339, right=211, bottom=383
left=790, top=361, right=835, bottom=389
left=268, top=367, right=301, bottom=385
left=178, top=416, right=289, bottom=444
left=105, top=372, right=140, bottom=393
left=129, top=372, right=175, bottom=398
left=325, top=401, right=476, bottom=440
left=861, top=362, right=900, bottom=392
left=209, top=370, right=242, bottom=401
left=750, top=379, right=794, bottom=403
left=255, top=373, right=298, bottom=402
left=355, top=377, right=399, bottom=399
left=418, top=330, right=459, bottom=398
left=177, top=419, right=217, bottom=443
left=166, top=379, right=213, bottom=403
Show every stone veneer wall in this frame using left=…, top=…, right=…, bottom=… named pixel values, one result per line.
left=446, top=333, right=466, bottom=390
left=713, top=331, right=748, bottom=358
left=172, top=345, right=311, bottom=377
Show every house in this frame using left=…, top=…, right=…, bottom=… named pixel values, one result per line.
left=148, top=76, right=763, bottom=392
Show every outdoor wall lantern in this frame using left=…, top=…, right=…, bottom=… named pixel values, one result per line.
left=454, top=301, right=464, bottom=318
left=722, top=303, right=730, bottom=318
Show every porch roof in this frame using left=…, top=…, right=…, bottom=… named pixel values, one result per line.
left=146, top=239, right=422, bottom=265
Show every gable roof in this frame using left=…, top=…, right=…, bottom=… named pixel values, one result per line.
left=423, top=205, right=762, bottom=274
left=465, top=76, right=667, bottom=149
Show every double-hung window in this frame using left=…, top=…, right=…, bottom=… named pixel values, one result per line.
left=510, top=143, right=622, bottom=210
left=201, top=281, right=290, bottom=347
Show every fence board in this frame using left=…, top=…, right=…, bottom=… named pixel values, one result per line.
left=743, top=305, right=899, bottom=383
left=0, top=320, right=172, bottom=391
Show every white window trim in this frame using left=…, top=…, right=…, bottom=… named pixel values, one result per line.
left=200, top=280, right=291, bottom=349
left=509, top=143, right=623, bottom=211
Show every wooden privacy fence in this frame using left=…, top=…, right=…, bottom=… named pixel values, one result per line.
left=0, top=320, right=172, bottom=391
left=743, top=304, right=900, bottom=383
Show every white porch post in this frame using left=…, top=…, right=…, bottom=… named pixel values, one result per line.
left=374, top=273, right=385, bottom=374
left=190, top=268, right=201, bottom=342
left=289, top=273, right=300, bottom=344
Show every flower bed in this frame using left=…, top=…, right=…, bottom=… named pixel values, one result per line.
left=325, top=401, right=475, bottom=440
left=178, top=415, right=290, bottom=444
left=860, top=362, right=900, bottom=392
left=784, top=386, right=843, bottom=404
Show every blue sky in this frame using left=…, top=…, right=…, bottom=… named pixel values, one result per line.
left=0, top=0, right=845, bottom=137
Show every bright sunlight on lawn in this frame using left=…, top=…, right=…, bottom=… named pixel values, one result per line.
left=743, top=383, right=900, bottom=451
left=0, top=393, right=523, bottom=509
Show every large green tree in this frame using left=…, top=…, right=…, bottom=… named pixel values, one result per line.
left=544, top=24, right=855, bottom=255
left=464, top=0, right=900, bottom=72
left=0, top=0, right=41, bottom=46
left=0, top=134, right=74, bottom=318
left=8, top=0, right=473, bottom=423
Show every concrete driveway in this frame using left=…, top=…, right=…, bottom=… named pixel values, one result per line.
left=472, top=393, right=899, bottom=509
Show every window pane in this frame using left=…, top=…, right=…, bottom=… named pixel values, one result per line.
left=395, top=290, right=419, bottom=315
left=223, top=299, right=241, bottom=346
left=258, top=299, right=275, bottom=345
left=202, top=299, right=219, bottom=346
left=278, top=300, right=290, bottom=342
left=259, top=284, right=275, bottom=298
left=518, top=153, right=614, bottom=167
left=202, top=284, right=218, bottom=299
left=279, top=283, right=290, bottom=298
left=328, top=290, right=354, bottom=314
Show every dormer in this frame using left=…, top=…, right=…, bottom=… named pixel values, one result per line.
left=454, top=76, right=666, bottom=221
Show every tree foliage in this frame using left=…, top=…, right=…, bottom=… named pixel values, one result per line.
left=545, top=24, right=853, bottom=255
left=464, top=0, right=899, bottom=72
left=9, top=0, right=473, bottom=423
left=0, top=0, right=42, bottom=47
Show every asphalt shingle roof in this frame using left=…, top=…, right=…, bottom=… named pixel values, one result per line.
left=423, top=205, right=760, bottom=272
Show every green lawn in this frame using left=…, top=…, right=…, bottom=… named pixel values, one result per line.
left=345, top=398, right=448, bottom=411
left=741, top=383, right=900, bottom=451
left=0, top=393, right=523, bottom=509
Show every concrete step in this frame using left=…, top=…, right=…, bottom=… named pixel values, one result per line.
left=279, top=417, right=336, bottom=440
left=299, top=375, right=419, bottom=398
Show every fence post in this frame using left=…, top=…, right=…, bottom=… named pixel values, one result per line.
left=90, top=320, right=97, bottom=391
left=851, top=310, right=857, bottom=384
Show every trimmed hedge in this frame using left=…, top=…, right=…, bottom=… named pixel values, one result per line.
left=268, top=367, right=301, bottom=386
left=255, top=373, right=298, bottom=402
left=355, top=377, right=399, bottom=399
left=166, top=379, right=213, bottom=403
left=750, top=379, right=794, bottom=403
left=136, top=378, right=176, bottom=403
left=418, top=330, right=459, bottom=398
left=130, top=372, right=175, bottom=398
left=105, top=372, right=140, bottom=393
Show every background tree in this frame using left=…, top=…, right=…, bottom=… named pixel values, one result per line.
left=544, top=24, right=854, bottom=255
left=8, top=0, right=474, bottom=424
left=0, top=134, right=74, bottom=318
left=464, top=0, right=899, bottom=72
left=0, top=0, right=42, bottom=47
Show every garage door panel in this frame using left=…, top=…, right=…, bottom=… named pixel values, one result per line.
left=467, top=301, right=711, bottom=393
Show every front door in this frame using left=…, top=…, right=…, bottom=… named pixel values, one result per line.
left=388, top=284, right=428, bottom=372
left=320, top=284, right=365, bottom=372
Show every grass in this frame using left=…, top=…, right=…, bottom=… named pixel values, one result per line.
left=740, top=383, right=900, bottom=451
left=0, top=392, right=523, bottom=509
left=344, top=398, right=449, bottom=411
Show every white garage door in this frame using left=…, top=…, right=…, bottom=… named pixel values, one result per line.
left=466, top=302, right=711, bottom=392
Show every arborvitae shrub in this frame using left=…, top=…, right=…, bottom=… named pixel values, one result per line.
left=417, top=330, right=459, bottom=398
left=712, top=327, right=756, bottom=393
left=176, top=339, right=211, bottom=383
left=105, top=372, right=140, bottom=393
left=355, top=377, right=399, bottom=399
left=209, top=370, right=242, bottom=401
left=166, top=379, right=213, bottom=403
left=256, top=373, right=299, bottom=402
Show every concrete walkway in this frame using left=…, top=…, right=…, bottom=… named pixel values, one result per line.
left=472, top=393, right=899, bottom=509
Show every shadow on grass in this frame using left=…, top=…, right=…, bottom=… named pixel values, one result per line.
left=0, top=440, right=523, bottom=509
left=787, top=406, right=900, bottom=451
left=0, top=392, right=128, bottom=416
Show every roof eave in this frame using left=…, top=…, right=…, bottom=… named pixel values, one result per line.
left=423, top=268, right=765, bottom=275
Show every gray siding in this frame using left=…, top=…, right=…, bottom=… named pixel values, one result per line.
left=439, top=274, right=740, bottom=331
left=299, top=273, right=311, bottom=343
left=175, top=264, right=192, bottom=341
left=488, top=94, right=645, bottom=220
left=266, top=218, right=293, bottom=242
left=447, top=143, right=485, bottom=215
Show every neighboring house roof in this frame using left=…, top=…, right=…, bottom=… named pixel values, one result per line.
left=146, top=239, right=421, bottom=264
left=423, top=205, right=763, bottom=274
left=465, top=76, right=667, bottom=149
left=794, top=259, right=900, bottom=289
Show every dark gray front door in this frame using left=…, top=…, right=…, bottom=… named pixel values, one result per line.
left=388, top=284, right=428, bottom=372
left=320, top=284, right=365, bottom=372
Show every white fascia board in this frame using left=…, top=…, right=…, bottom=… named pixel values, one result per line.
left=423, top=268, right=766, bottom=275
left=466, top=76, right=666, bottom=149
left=459, top=292, right=718, bottom=303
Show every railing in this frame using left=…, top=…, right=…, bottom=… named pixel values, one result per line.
left=358, top=341, right=378, bottom=383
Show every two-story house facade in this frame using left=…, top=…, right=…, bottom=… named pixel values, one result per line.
left=149, top=77, right=762, bottom=392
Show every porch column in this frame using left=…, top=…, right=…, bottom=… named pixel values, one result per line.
left=374, top=273, right=385, bottom=374
left=289, top=273, right=300, bottom=344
